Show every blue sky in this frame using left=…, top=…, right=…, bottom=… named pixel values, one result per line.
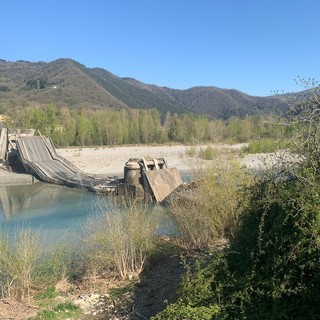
left=1, top=0, right=319, bottom=96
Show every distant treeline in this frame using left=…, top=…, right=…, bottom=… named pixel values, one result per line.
left=6, top=104, right=287, bottom=147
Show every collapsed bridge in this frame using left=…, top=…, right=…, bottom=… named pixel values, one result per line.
left=0, top=128, right=182, bottom=202
left=0, top=127, right=119, bottom=192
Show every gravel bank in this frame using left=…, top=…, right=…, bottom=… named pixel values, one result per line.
left=0, top=143, right=250, bottom=185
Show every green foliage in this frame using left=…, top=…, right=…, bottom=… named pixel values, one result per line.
left=0, top=227, right=41, bottom=300
left=29, top=301, right=81, bottom=320
left=0, top=227, right=68, bottom=301
left=9, top=103, right=289, bottom=147
left=157, top=168, right=320, bottom=319
left=216, top=171, right=320, bottom=319
left=152, top=258, right=220, bottom=320
left=153, top=303, right=219, bottom=320
left=26, top=78, right=47, bottom=90
left=35, top=287, right=58, bottom=307
left=199, top=146, right=216, bottom=160
left=34, top=243, right=68, bottom=288
left=244, top=138, right=289, bottom=154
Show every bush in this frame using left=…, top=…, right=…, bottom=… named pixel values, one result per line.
left=185, top=146, right=197, bottom=157
left=244, top=138, right=288, bottom=154
left=217, top=170, right=320, bottom=319
left=199, top=146, right=216, bottom=160
left=168, top=154, right=251, bottom=249
left=82, top=197, right=156, bottom=279
left=0, top=227, right=40, bottom=301
left=0, top=227, right=70, bottom=302
left=152, top=258, right=220, bottom=320
left=155, top=169, right=320, bottom=319
left=29, top=301, right=81, bottom=320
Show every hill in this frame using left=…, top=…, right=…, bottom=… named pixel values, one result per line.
left=0, top=58, right=286, bottom=119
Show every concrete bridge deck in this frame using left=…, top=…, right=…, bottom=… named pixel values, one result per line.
left=15, top=135, right=119, bottom=192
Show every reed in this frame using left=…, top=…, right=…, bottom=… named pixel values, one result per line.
left=0, top=227, right=40, bottom=301
left=169, top=154, right=252, bottom=249
left=82, top=196, right=156, bottom=280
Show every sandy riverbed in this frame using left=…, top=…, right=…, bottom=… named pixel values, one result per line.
left=0, top=143, right=275, bottom=185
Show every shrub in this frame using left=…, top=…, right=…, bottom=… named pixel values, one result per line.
left=244, top=138, right=288, bottom=154
left=0, top=227, right=40, bottom=301
left=219, top=169, right=320, bottom=319
left=199, top=146, right=216, bottom=160
left=168, top=154, right=251, bottom=249
left=152, top=258, right=221, bottom=320
left=185, top=146, right=197, bottom=157
left=82, top=197, right=156, bottom=279
left=155, top=169, right=320, bottom=319
left=29, top=301, right=81, bottom=320
left=0, top=227, right=69, bottom=301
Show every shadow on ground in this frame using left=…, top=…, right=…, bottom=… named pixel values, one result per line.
left=130, top=251, right=186, bottom=319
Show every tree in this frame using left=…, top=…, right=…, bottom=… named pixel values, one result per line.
left=75, top=112, right=92, bottom=146
left=56, top=107, right=76, bottom=146
left=283, top=79, right=320, bottom=177
left=128, top=109, right=140, bottom=144
left=106, top=111, right=124, bottom=145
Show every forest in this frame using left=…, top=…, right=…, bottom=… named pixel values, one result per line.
left=3, top=104, right=286, bottom=147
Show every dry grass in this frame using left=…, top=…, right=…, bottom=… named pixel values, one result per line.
left=0, top=227, right=40, bottom=301
left=81, top=196, right=156, bottom=280
left=0, top=226, right=70, bottom=303
left=169, top=153, right=252, bottom=249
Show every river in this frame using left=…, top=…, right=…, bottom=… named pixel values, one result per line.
left=0, top=182, right=176, bottom=245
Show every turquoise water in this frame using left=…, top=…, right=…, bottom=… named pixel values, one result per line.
left=0, top=183, right=96, bottom=243
left=0, top=182, right=175, bottom=244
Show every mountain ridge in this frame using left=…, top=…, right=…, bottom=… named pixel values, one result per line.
left=0, top=58, right=287, bottom=119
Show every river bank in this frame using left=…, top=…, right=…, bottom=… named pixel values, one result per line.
left=0, top=143, right=253, bottom=185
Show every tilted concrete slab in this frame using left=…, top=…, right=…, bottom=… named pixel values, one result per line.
left=143, top=167, right=183, bottom=202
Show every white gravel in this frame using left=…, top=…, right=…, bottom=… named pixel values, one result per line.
left=1, top=143, right=277, bottom=185
left=56, top=143, right=249, bottom=176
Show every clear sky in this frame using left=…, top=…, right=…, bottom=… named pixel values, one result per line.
left=1, top=0, right=319, bottom=96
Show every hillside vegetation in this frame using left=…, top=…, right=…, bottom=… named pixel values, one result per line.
left=0, top=58, right=286, bottom=119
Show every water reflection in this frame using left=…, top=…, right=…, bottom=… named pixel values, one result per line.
left=0, top=183, right=93, bottom=220
left=0, top=183, right=176, bottom=244
left=0, top=183, right=96, bottom=243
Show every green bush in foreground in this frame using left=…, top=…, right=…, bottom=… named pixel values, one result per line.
left=155, top=165, right=320, bottom=319
left=28, top=301, right=81, bottom=320
left=218, top=170, right=320, bottom=319
left=152, top=259, right=220, bottom=320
